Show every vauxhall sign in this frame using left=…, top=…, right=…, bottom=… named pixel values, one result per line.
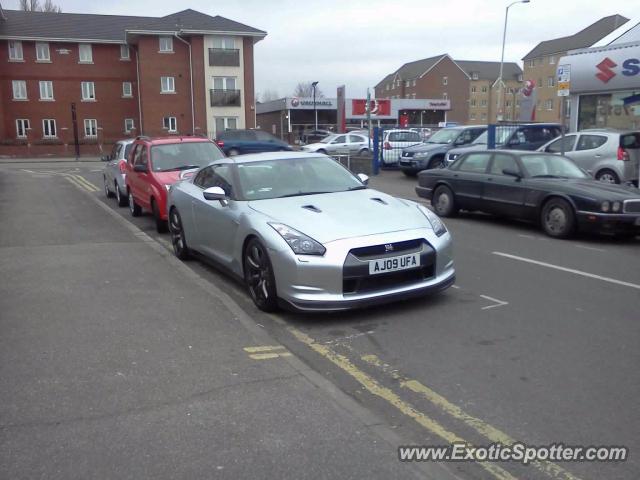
left=287, top=97, right=337, bottom=109
left=558, top=44, right=640, bottom=93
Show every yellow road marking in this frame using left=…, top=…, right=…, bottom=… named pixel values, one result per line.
left=361, top=354, right=582, bottom=480
left=288, top=327, right=517, bottom=480
left=65, top=176, right=92, bottom=192
left=244, top=345, right=286, bottom=353
left=70, top=174, right=99, bottom=192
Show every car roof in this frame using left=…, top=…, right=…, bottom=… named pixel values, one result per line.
left=579, top=128, right=638, bottom=135
left=136, top=136, right=213, bottom=145
left=211, top=151, right=326, bottom=165
left=117, top=138, right=135, bottom=145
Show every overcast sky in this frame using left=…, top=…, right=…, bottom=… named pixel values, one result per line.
left=7, top=0, right=638, bottom=98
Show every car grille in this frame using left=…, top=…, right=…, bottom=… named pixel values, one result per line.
left=343, top=239, right=436, bottom=295
left=623, top=200, right=640, bottom=213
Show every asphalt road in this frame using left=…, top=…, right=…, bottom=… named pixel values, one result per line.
left=2, top=161, right=639, bottom=480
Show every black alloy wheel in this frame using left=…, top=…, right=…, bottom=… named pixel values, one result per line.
left=169, top=208, right=190, bottom=260
left=243, top=238, right=278, bottom=312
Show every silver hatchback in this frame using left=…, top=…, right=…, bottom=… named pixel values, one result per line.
left=102, top=139, right=135, bottom=207
left=539, top=129, right=640, bottom=185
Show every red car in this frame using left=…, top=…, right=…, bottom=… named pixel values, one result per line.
left=125, top=136, right=225, bottom=232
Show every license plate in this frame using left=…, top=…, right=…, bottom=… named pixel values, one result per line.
left=369, top=253, right=420, bottom=275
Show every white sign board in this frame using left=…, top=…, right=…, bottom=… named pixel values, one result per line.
left=557, top=64, right=571, bottom=96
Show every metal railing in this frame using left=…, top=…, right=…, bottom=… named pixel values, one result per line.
left=208, top=48, right=240, bottom=67
left=210, top=89, right=241, bottom=107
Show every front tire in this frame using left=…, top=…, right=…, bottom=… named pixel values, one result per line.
left=541, top=198, right=575, bottom=238
left=128, top=191, right=142, bottom=217
left=428, top=157, right=444, bottom=169
left=169, top=208, right=191, bottom=260
left=432, top=185, right=458, bottom=217
left=243, top=238, right=278, bottom=312
left=595, top=169, right=620, bottom=184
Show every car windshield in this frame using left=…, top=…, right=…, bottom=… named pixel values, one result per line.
left=472, top=128, right=512, bottom=145
left=426, top=128, right=463, bottom=144
left=151, top=142, right=224, bottom=172
left=236, top=156, right=364, bottom=200
left=520, top=154, right=590, bottom=179
left=319, top=135, right=338, bottom=144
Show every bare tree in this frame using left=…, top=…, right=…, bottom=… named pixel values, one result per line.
left=257, top=89, right=280, bottom=102
left=20, top=0, right=62, bottom=12
left=293, top=82, right=324, bottom=98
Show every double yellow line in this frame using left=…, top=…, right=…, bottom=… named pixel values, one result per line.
left=63, top=173, right=99, bottom=192
left=287, top=326, right=582, bottom=480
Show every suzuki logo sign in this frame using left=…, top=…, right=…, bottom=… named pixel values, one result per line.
left=596, top=57, right=617, bottom=83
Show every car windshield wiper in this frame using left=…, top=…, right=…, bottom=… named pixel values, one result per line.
left=278, top=191, right=333, bottom=198
left=347, top=185, right=367, bottom=191
left=158, top=164, right=200, bottom=172
left=531, top=174, right=568, bottom=179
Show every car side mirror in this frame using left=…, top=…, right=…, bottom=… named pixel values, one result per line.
left=357, top=173, right=369, bottom=185
left=203, top=186, right=227, bottom=201
left=133, top=164, right=147, bottom=173
left=502, top=168, right=521, bottom=180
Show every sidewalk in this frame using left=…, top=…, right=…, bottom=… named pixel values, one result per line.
left=0, top=156, right=101, bottom=163
left=0, top=168, right=436, bottom=479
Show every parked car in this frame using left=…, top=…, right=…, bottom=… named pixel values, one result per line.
left=102, top=138, right=134, bottom=207
left=538, top=129, right=640, bottom=185
left=445, top=123, right=562, bottom=165
left=167, top=152, right=455, bottom=312
left=416, top=150, right=640, bottom=238
left=300, top=133, right=370, bottom=155
left=400, top=126, right=486, bottom=176
left=380, top=129, right=423, bottom=166
left=215, top=129, right=292, bottom=156
left=126, top=136, right=225, bottom=232
left=302, top=129, right=333, bottom=144
left=410, top=127, right=433, bottom=141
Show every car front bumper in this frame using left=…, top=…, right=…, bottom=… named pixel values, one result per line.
left=269, top=228, right=455, bottom=312
left=577, top=211, right=640, bottom=235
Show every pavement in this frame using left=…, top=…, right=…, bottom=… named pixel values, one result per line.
left=1, top=161, right=639, bottom=480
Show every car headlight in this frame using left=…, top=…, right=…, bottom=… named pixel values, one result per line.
left=164, top=184, right=171, bottom=191
left=601, top=201, right=610, bottom=212
left=612, top=201, right=621, bottom=212
left=448, top=154, right=459, bottom=161
left=414, top=152, right=428, bottom=159
left=269, top=223, right=326, bottom=255
left=417, top=204, right=447, bottom=237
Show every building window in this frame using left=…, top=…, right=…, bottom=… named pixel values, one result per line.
left=470, top=113, right=476, bottom=120
left=470, top=99, right=476, bottom=106
left=443, top=92, right=448, bottom=100
left=16, top=119, right=30, bottom=138
left=518, top=74, right=523, bottom=82
left=39, top=81, right=54, bottom=100
left=481, top=99, right=487, bottom=107
left=528, top=59, right=534, bottom=67
left=122, top=82, right=133, bottom=97
left=506, top=100, right=512, bottom=107
left=547, top=76, right=555, bottom=87
left=549, top=55, right=555, bottom=65
left=42, top=119, right=57, bottom=138
left=159, top=36, right=173, bottom=53
left=412, top=93, right=416, bottom=99
left=442, top=76, right=448, bottom=86
left=215, top=117, right=237, bottom=134
left=212, top=37, right=235, bottom=49
left=471, top=86, right=477, bottom=93
left=163, top=116, right=177, bottom=132
left=385, top=84, right=389, bottom=91
left=538, top=78, right=543, bottom=88
left=412, top=79, right=416, bottom=87
left=78, top=44, right=93, bottom=63
left=481, top=86, right=488, bottom=93
left=545, top=99, right=554, bottom=110
left=84, top=119, right=98, bottom=137
left=36, top=42, right=50, bottom=62
left=124, top=118, right=135, bottom=133
left=120, top=45, right=130, bottom=60
left=8, top=41, right=23, bottom=61
left=12, top=80, right=27, bottom=100
left=505, top=112, right=512, bottom=120
left=81, top=81, right=95, bottom=101
left=161, top=76, right=175, bottom=93
left=213, top=77, right=236, bottom=91
left=472, top=72, right=479, bottom=80
left=481, top=113, right=487, bottom=120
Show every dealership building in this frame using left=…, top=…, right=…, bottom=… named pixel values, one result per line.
left=256, top=96, right=451, bottom=141
left=558, top=19, right=639, bottom=131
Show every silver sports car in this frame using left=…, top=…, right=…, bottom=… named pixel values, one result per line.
left=166, top=152, right=455, bottom=312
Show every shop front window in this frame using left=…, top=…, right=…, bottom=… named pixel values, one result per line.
left=578, top=90, right=640, bottom=131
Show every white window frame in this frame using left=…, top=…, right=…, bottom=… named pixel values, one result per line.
left=159, top=36, right=173, bottom=53
left=442, top=76, right=448, bottom=86
left=481, top=99, right=487, bottom=107
left=213, top=76, right=236, bottom=91
left=42, top=119, right=57, bottom=138
left=124, top=118, right=135, bottom=133
left=481, top=86, right=488, bottom=93
left=39, top=81, right=54, bottom=100
left=120, top=45, right=130, bottom=60
left=163, top=116, right=177, bottom=132
left=214, top=116, right=237, bottom=135
left=545, top=99, right=554, bottom=111
left=8, top=41, right=23, bottom=61
left=549, top=55, right=555, bottom=65
left=385, top=84, right=389, bottom=91
left=470, top=99, right=476, bottom=106
left=161, top=76, right=175, bottom=93
left=470, top=113, right=476, bottom=120
left=122, top=82, right=133, bottom=98
left=412, top=79, right=416, bottom=87
left=81, top=81, right=96, bottom=101
left=528, top=59, right=534, bottom=67
left=84, top=119, right=98, bottom=137
left=36, top=42, right=50, bottom=62
left=443, top=92, right=448, bottom=100
left=212, top=37, right=235, bottom=49
left=12, top=80, right=27, bottom=100
left=78, top=44, right=93, bottom=63
left=16, top=119, right=30, bottom=138
left=472, top=72, right=479, bottom=80
left=547, top=76, right=555, bottom=87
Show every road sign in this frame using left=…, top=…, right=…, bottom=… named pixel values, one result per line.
left=557, top=64, right=571, bottom=96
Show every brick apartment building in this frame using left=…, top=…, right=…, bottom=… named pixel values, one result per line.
left=0, top=7, right=265, bottom=156
left=522, top=14, right=628, bottom=123
left=375, top=54, right=522, bottom=124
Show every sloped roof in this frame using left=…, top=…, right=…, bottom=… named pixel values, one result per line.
left=522, top=14, right=628, bottom=59
left=0, top=8, right=265, bottom=42
left=456, top=60, right=522, bottom=81
left=375, top=54, right=448, bottom=88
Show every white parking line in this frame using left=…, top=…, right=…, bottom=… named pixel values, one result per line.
left=493, top=251, right=640, bottom=290
left=575, top=244, right=607, bottom=253
left=479, top=295, right=509, bottom=310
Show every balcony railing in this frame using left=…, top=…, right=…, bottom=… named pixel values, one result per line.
left=210, top=89, right=241, bottom=107
left=208, top=48, right=240, bottom=67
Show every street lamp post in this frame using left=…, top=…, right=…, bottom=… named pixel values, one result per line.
left=497, top=0, right=530, bottom=122
left=312, top=81, right=319, bottom=131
